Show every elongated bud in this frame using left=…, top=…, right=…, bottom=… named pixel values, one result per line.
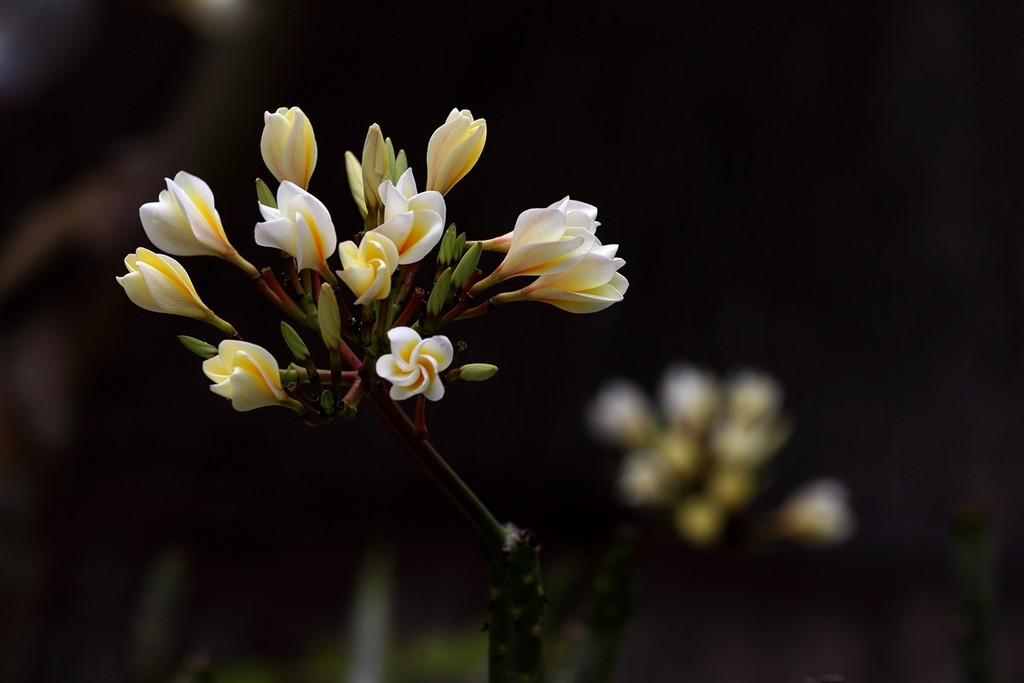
left=318, top=284, right=343, bottom=349
left=361, top=124, right=387, bottom=219
left=438, top=224, right=458, bottom=266
left=344, top=151, right=367, bottom=218
left=449, top=363, right=499, bottom=382
left=280, top=321, right=310, bottom=361
left=452, top=241, right=481, bottom=288
left=178, top=335, right=218, bottom=359
left=428, top=267, right=453, bottom=316
left=255, top=177, right=277, bottom=208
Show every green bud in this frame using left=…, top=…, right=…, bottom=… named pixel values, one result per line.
left=320, top=389, right=335, bottom=414
left=177, top=335, right=218, bottom=359
left=317, top=284, right=343, bottom=349
left=453, top=232, right=467, bottom=261
left=451, top=363, right=499, bottom=382
left=384, top=137, right=400, bottom=184
left=255, top=177, right=277, bottom=208
left=394, top=148, right=409, bottom=179
left=427, top=267, right=453, bottom=316
left=280, top=322, right=310, bottom=361
left=452, top=241, right=482, bottom=288
left=438, top=223, right=458, bottom=266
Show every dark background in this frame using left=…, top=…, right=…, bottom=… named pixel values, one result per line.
left=1, top=0, right=1023, bottom=681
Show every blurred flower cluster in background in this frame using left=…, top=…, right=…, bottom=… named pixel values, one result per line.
left=588, top=363, right=854, bottom=549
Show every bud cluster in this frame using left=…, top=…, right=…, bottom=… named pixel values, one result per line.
left=117, top=106, right=628, bottom=427
left=587, top=363, right=854, bottom=549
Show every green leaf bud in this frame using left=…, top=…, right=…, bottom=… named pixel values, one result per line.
left=428, top=268, right=453, bottom=316
left=280, top=321, right=310, bottom=361
left=177, top=335, right=218, bottom=359
left=452, top=241, right=482, bottom=288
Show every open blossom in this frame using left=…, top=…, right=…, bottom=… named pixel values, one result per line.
left=261, top=106, right=317, bottom=188
left=492, top=243, right=627, bottom=313
left=478, top=197, right=600, bottom=253
left=117, top=248, right=234, bottom=333
left=470, top=202, right=598, bottom=294
left=426, top=108, right=486, bottom=195
left=139, top=171, right=249, bottom=267
left=659, top=363, right=719, bottom=434
left=586, top=379, right=656, bottom=449
left=337, top=231, right=400, bottom=304
left=370, top=168, right=445, bottom=265
left=774, top=479, right=855, bottom=546
left=255, top=181, right=337, bottom=275
left=202, top=340, right=301, bottom=412
left=375, top=327, right=454, bottom=401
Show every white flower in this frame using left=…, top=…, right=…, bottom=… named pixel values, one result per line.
left=337, top=232, right=400, bottom=305
left=586, top=379, right=656, bottom=448
left=370, top=168, right=446, bottom=265
left=261, top=106, right=317, bottom=188
left=426, top=108, right=487, bottom=195
left=723, top=369, right=783, bottom=425
left=478, top=196, right=600, bottom=253
left=775, top=478, right=855, bottom=546
left=203, top=340, right=301, bottom=412
left=117, top=248, right=233, bottom=334
left=140, top=171, right=234, bottom=258
left=658, top=363, right=719, bottom=434
left=493, top=243, right=628, bottom=313
left=255, top=181, right=337, bottom=275
left=470, top=202, right=598, bottom=294
left=375, top=327, right=454, bottom=401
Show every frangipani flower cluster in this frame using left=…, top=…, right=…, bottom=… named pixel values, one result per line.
left=116, top=105, right=628, bottom=427
left=586, top=362, right=854, bottom=549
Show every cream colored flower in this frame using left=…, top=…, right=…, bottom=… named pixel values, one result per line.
left=724, top=370, right=783, bottom=425
left=336, top=232, right=400, bottom=305
left=774, top=479, right=855, bottom=546
left=255, top=181, right=337, bottom=275
left=470, top=204, right=598, bottom=294
left=586, top=379, right=656, bottom=449
left=492, top=243, right=627, bottom=313
left=658, top=363, right=719, bottom=434
left=139, top=171, right=254, bottom=273
left=426, top=108, right=486, bottom=195
left=617, top=449, right=676, bottom=507
left=371, top=168, right=446, bottom=265
left=261, top=106, right=317, bottom=188
left=203, top=340, right=302, bottom=412
left=117, top=248, right=234, bottom=334
left=478, top=197, right=599, bottom=253
left=375, top=327, right=454, bottom=401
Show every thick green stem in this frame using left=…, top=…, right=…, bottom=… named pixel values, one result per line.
left=487, top=526, right=545, bottom=683
left=953, top=503, right=995, bottom=683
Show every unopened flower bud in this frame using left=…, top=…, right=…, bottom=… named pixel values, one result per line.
left=261, top=106, right=317, bottom=189
left=450, top=363, right=499, bottom=382
left=280, top=321, right=310, bottom=361
left=318, top=284, right=343, bottom=350
left=177, top=335, right=218, bottom=359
